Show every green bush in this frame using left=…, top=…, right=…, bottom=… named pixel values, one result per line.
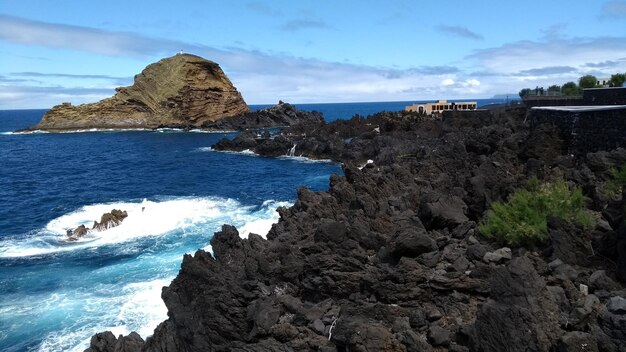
left=605, top=164, right=626, bottom=198
left=479, top=179, right=594, bottom=247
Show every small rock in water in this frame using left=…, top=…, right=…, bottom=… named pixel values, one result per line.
left=66, top=224, right=89, bottom=241
left=92, top=209, right=128, bottom=231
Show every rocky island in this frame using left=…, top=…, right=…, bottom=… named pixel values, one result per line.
left=21, top=54, right=325, bottom=133
left=22, top=54, right=250, bottom=131
left=87, top=106, right=626, bottom=351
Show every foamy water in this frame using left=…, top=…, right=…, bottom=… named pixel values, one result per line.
left=0, top=196, right=291, bottom=351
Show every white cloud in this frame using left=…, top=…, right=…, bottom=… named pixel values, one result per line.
left=441, top=78, right=455, bottom=86
left=3, top=15, right=626, bottom=109
left=468, top=36, right=626, bottom=74
left=0, top=16, right=485, bottom=107
left=463, top=79, right=480, bottom=87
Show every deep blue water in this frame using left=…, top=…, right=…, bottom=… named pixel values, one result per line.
left=0, top=109, right=343, bottom=352
left=0, top=99, right=512, bottom=351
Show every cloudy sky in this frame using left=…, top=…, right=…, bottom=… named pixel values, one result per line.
left=1, top=0, right=626, bottom=108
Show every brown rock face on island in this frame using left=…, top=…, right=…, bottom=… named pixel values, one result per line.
left=28, top=54, right=250, bottom=131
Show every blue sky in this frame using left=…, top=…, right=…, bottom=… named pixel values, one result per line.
left=1, top=0, right=626, bottom=108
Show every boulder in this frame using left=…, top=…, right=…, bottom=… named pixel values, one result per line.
left=85, top=331, right=144, bottom=352
left=482, top=247, right=512, bottom=264
left=419, top=195, right=469, bottom=229
left=469, top=257, right=562, bottom=351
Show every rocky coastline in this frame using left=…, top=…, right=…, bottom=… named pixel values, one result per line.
left=88, top=106, right=626, bottom=351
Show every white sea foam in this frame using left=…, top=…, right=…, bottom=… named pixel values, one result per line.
left=4, top=130, right=51, bottom=135
left=197, top=147, right=258, bottom=156
left=237, top=200, right=290, bottom=238
left=37, top=277, right=172, bottom=352
left=201, top=146, right=334, bottom=163
left=4, top=196, right=294, bottom=351
left=0, top=196, right=269, bottom=258
left=189, top=129, right=235, bottom=133
left=277, top=155, right=334, bottom=164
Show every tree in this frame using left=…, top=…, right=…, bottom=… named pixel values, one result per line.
left=547, top=85, right=561, bottom=94
left=609, top=73, right=626, bottom=87
left=579, top=75, right=598, bottom=89
left=519, top=88, right=531, bottom=98
left=561, top=81, right=580, bottom=96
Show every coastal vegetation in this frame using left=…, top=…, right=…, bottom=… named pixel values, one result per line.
left=605, top=162, right=626, bottom=198
left=479, top=178, right=594, bottom=247
left=519, top=72, right=626, bottom=98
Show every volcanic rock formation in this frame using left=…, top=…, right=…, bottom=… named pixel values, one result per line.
left=26, top=54, right=249, bottom=131
left=203, top=101, right=324, bottom=131
left=88, top=107, right=626, bottom=351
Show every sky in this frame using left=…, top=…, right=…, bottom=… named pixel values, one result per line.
left=1, top=0, right=626, bottom=109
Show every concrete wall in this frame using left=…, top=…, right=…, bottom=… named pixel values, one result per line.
left=531, top=107, right=626, bottom=154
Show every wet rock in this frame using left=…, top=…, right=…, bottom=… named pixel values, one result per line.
left=85, top=331, right=144, bottom=352
left=67, top=224, right=89, bottom=240
left=92, top=209, right=127, bottom=231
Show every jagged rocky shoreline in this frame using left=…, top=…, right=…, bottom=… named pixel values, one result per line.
left=88, top=106, right=626, bottom=351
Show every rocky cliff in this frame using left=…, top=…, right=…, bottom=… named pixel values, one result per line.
left=88, top=107, right=626, bottom=351
left=26, top=54, right=250, bottom=131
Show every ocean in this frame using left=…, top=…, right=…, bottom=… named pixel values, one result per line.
left=0, top=99, right=510, bottom=351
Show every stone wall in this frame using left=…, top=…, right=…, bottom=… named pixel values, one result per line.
left=523, top=96, right=583, bottom=108
left=583, top=87, right=626, bottom=105
left=531, top=107, right=626, bottom=154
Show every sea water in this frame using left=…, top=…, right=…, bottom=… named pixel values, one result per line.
left=0, top=99, right=509, bottom=351
left=0, top=109, right=343, bottom=352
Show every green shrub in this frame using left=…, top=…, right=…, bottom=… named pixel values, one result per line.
left=605, top=164, right=626, bottom=198
left=479, top=179, right=594, bottom=247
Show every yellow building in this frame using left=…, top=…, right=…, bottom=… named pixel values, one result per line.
left=405, top=100, right=477, bottom=115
